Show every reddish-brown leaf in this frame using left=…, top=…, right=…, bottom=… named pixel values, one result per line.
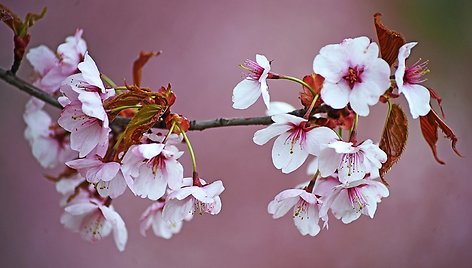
left=427, top=87, right=445, bottom=118
left=300, top=73, right=324, bottom=108
left=379, top=104, right=408, bottom=184
left=120, top=103, right=165, bottom=153
left=133, top=51, right=161, bottom=87
left=374, top=13, right=406, bottom=66
left=155, top=83, right=176, bottom=107
left=419, top=109, right=461, bottom=164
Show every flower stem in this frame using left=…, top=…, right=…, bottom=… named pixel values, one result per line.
left=177, top=124, right=197, bottom=174
left=306, top=170, right=320, bottom=193
left=303, top=94, right=320, bottom=119
left=337, top=127, right=343, bottom=139
left=349, top=113, right=359, bottom=143
left=163, top=121, right=176, bottom=143
left=279, top=75, right=316, bottom=96
left=100, top=73, right=118, bottom=89
left=109, top=105, right=142, bottom=114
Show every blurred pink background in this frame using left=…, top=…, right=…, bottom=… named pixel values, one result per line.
left=1, top=0, right=471, bottom=267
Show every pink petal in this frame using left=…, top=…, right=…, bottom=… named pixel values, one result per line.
left=78, top=52, right=105, bottom=92
left=26, top=45, right=58, bottom=76
left=100, top=206, right=128, bottom=252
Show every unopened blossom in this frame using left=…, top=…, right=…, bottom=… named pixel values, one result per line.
left=268, top=186, right=324, bottom=236
left=232, top=54, right=273, bottom=110
left=162, top=178, right=224, bottom=224
left=66, top=158, right=131, bottom=199
left=313, top=36, right=390, bottom=116
left=23, top=101, right=76, bottom=168
left=121, top=141, right=184, bottom=201
left=318, top=176, right=389, bottom=224
left=140, top=200, right=192, bottom=239
left=26, top=29, right=87, bottom=94
left=253, top=114, right=339, bottom=173
left=61, top=199, right=128, bottom=251
left=395, top=42, right=431, bottom=119
left=318, top=139, right=387, bottom=184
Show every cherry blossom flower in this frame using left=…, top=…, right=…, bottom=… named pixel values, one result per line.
left=318, top=139, right=387, bottom=184
left=66, top=158, right=132, bottom=199
left=140, top=200, right=192, bottom=239
left=162, top=178, right=224, bottom=224
left=313, top=36, right=390, bottom=116
left=58, top=100, right=110, bottom=158
left=253, top=114, right=339, bottom=173
left=58, top=54, right=113, bottom=158
left=268, top=185, right=324, bottom=236
left=232, top=54, right=273, bottom=110
left=26, top=29, right=86, bottom=94
left=121, top=141, right=184, bottom=201
left=23, top=101, right=76, bottom=168
left=61, top=199, right=128, bottom=251
left=395, top=42, right=431, bottom=119
left=318, top=176, right=389, bottom=224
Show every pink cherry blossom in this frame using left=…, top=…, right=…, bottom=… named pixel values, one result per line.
left=23, top=100, right=76, bottom=168
left=61, top=199, right=128, bottom=251
left=253, top=114, right=339, bottom=173
left=318, top=139, right=387, bottom=184
left=59, top=52, right=115, bottom=105
left=232, top=54, right=273, bottom=110
left=26, top=29, right=87, bottom=94
left=268, top=186, right=324, bottom=236
left=58, top=100, right=110, bottom=158
left=140, top=200, right=192, bottom=239
left=318, top=176, right=389, bottom=224
left=395, top=42, right=431, bottom=119
left=162, top=178, right=224, bottom=224
left=66, top=158, right=132, bottom=199
left=313, top=36, right=391, bottom=116
left=121, top=141, right=184, bottom=201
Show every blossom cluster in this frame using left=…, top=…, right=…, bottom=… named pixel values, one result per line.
left=231, top=15, right=459, bottom=236
left=23, top=30, right=224, bottom=251
left=16, top=12, right=459, bottom=251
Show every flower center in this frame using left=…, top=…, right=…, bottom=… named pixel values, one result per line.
left=347, top=186, right=368, bottom=212
left=404, top=59, right=429, bottom=85
left=286, top=123, right=308, bottom=154
left=340, top=152, right=364, bottom=178
left=293, top=199, right=309, bottom=219
left=343, top=66, right=364, bottom=89
left=193, top=199, right=214, bottom=215
left=242, top=59, right=264, bottom=80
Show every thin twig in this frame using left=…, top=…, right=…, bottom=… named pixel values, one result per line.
left=0, top=67, right=62, bottom=108
left=0, top=66, right=308, bottom=130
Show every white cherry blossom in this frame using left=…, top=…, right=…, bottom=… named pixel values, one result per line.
left=395, top=42, right=431, bottom=119
left=313, top=36, right=390, bottom=116
left=318, top=176, right=389, bottom=224
left=268, top=187, right=324, bottom=236
left=318, top=139, right=387, bottom=184
left=232, top=54, right=272, bottom=110
left=253, top=114, right=339, bottom=173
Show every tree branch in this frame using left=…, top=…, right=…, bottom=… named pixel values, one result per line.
left=0, top=67, right=62, bottom=109
left=0, top=66, right=306, bottom=130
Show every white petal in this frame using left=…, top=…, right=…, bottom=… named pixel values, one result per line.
left=100, top=206, right=128, bottom=252
left=266, top=101, right=296, bottom=116
left=401, top=84, right=431, bottom=119
left=268, top=196, right=299, bottom=219
left=293, top=204, right=321, bottom=236
left=304, top=126, right=339, bottom=155
left=271, top=132, right=309, bottom=174
left=232, top=79, right=262, bottom=109
left=78, top=52, right=105, bottom=92
left=26, top=45, right=58, bottom=76
left=320, top=82, right=350, bottom=109
left=253, top=124, right=291, bottom=145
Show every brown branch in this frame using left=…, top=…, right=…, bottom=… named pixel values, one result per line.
left=0, top=66, right=307, bottom=130
left=0, top=67, right=62, bottom=108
